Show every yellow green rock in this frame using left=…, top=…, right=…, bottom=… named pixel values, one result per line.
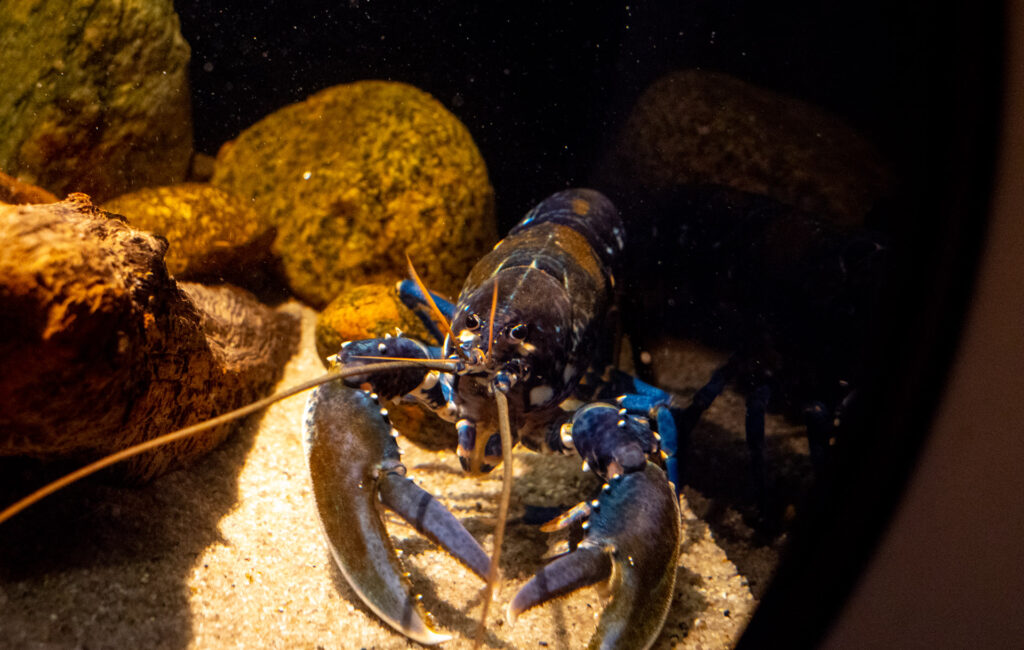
left=315, top=282, right=433, bottom=363
left=103, top=184, right=276, bottom=285
left=212, top=80, right=495, bottom=308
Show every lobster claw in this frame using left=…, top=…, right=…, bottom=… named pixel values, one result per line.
left=303, top=379, right=490, bottom=644
left=509, top=462, right=681, bottom=650
left=335, top=336, right=435, bottom=398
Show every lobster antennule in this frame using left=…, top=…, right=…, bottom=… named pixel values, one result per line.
left=472, top=386, right=516, bottom=649
left=406, top=254, right=457, bottom=346
left=0, top=358, right=460, bottom=526
left=486, top=279, right=499, bottom=360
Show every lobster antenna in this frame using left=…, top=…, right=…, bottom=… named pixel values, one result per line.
left=486, top=280, right=499, bottom=360
left=0, top=358, right=459, bottom=526
left=473, top=388, right=514, bottom=649
left=406, top=255, right=456, bottom=345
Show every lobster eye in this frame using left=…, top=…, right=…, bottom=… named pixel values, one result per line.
left=509, top=323, right=528, bottom=341
left=464, top=313, right=480, bottom=330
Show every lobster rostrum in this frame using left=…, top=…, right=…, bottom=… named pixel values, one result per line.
left=0, top=189, right=683, bottom=649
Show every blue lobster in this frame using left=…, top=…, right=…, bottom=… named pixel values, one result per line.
left=305, top=189, right=684, bottom=647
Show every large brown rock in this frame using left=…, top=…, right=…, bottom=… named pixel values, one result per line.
left=0, top=194, right=297, bottom=481
left=212, top=80, right=495, bottom=307
left=0, top=0, right=193, bottom=202
left=598, top=69, right=892, bottom=226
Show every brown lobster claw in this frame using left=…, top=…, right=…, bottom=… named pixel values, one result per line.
left=509, top=462, right=681, bottom=650
left=303, top=379, right=490, bottom=644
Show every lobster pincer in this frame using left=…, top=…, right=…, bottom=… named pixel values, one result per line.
left=303, top=375, right=489, bottom=644
left=509, top=461, right=681, bottom=650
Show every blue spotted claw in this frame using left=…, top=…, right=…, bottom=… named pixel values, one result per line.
left=509, top=462, right=681, bottom=650
left=303, top=380, right=490, bottom=644
left=335, top=335, right=439, bottom=399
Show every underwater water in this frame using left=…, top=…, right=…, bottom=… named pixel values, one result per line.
left=0, top=1, right=1003, bottom=649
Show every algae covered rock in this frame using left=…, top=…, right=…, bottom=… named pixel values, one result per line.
left=316, top=282, right=456, bottom=450
left=0, top=194, right=297, bottom=482
left=103, top=184, right=278, bottom=290
left=0, top=0, right=193, bottom=202
left=597, top=69, right=892, bottom=226
left=212, top=80, right=495, bottom=307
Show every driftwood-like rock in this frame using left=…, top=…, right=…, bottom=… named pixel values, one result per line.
left=0, top=170, right=58, bottom=205
left=0, top=194, right=298, bottom=482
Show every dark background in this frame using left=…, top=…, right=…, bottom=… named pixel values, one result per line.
left=173, top=1, right=1005, bottom=646
left=175, top=0, right=905, bottom=230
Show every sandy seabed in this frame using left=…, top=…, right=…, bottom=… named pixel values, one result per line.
left=0, top=301, right=812, bottom=649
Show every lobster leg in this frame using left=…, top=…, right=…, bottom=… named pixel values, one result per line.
left=509, top=462, right=681, bottom=650
left=744, top=383, right=771, bottom=509
left=303, top=379, right=489, bottom=644
left=803, top=401, right=832, bottom=472
left=584, top=369, right=684, bottom=490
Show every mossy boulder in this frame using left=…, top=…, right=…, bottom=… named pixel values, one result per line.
left=0, top=0, right=193, bottom=202
left=103, top=184, right=279, bottom=291
left=212, top=80, right=495, bottom=307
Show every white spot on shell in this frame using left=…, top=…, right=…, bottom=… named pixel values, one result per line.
left=530, top=385, right=554, bottom=406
